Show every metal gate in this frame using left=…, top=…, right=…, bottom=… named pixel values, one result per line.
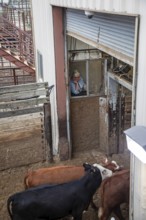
left=99, top=85, right=132, bottom=155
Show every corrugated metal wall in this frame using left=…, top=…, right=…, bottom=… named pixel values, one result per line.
left=66, top=9, right=135, bottom=65
left=50, top=0, right=140, bottom=14
left=31, top=0, right=59, bottom=154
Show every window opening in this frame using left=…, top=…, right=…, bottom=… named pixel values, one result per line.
left=69, top=58, right=104, bottom=97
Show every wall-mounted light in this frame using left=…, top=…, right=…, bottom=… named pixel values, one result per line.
left=84, top=10, right=94, bottom=19
left=124, top=126, right=146, bottom=163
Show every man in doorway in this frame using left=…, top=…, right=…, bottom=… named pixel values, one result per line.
left=70, top=70, right=87, bottom=96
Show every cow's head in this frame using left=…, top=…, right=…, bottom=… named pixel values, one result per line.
left=102, top=157, right=124, bottom=172
left=83, top=163, right=104, bottom=179
left=93, top=164, right=113, bottom=180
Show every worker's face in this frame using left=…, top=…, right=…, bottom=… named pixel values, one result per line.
left=73, top=76, right=80, bottom=82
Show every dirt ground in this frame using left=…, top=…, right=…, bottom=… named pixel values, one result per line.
left=0, top=149, right=130, bottom=220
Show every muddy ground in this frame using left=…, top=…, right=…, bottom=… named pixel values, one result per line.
left=0, top=149, right=130, bottom=220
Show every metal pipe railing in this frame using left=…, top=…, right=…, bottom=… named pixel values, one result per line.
left=0, top=16, right=35, bottom=67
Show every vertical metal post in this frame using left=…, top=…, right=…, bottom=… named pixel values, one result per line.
left=44, top=102, right=53, bottom=162
left=64, top=8, right=72, bottom=159
left=13, top=68, right=16, bottom=85
left=86, top=60, right=89, bottom=96
left=129, top=15, right=140, bottom=220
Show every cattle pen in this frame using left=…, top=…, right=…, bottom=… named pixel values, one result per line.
left=0, top=83, right=130, bottom=220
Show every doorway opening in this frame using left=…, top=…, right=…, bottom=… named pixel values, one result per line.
left=67, top=37, right=133, bottom=156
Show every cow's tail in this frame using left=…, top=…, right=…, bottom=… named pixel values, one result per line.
left=7, top=196, right=13, bottom=220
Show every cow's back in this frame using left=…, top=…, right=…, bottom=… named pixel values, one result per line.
left=101, top=169, right=129, bottom=205
left=98, top=169, right=130, bottom=220
left=24, top=165, right=85, bottom=188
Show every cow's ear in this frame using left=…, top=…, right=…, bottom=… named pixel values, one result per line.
left=101, top=157, right=108, bottom=165
left=104, top=157, right=108, bottom=164
left=83, top=162, right=91, bottom=171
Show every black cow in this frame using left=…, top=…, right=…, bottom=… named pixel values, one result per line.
left=7, top=163, right=112, bottom=220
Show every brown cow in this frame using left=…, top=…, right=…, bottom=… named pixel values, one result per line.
left=24, top=159, right=123, bottom=189
left=24, top=165, right=84, bottom=189
left=98, top=169, right=130, bottom=220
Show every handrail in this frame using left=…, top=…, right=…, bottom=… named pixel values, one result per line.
left=0, top=16, right=35, bottom=67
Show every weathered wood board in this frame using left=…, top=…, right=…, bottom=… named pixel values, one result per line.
left=0, top=82, right=51, bottom=171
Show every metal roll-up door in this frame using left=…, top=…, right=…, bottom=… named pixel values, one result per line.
left=66, top=9, right=136, bottom=66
